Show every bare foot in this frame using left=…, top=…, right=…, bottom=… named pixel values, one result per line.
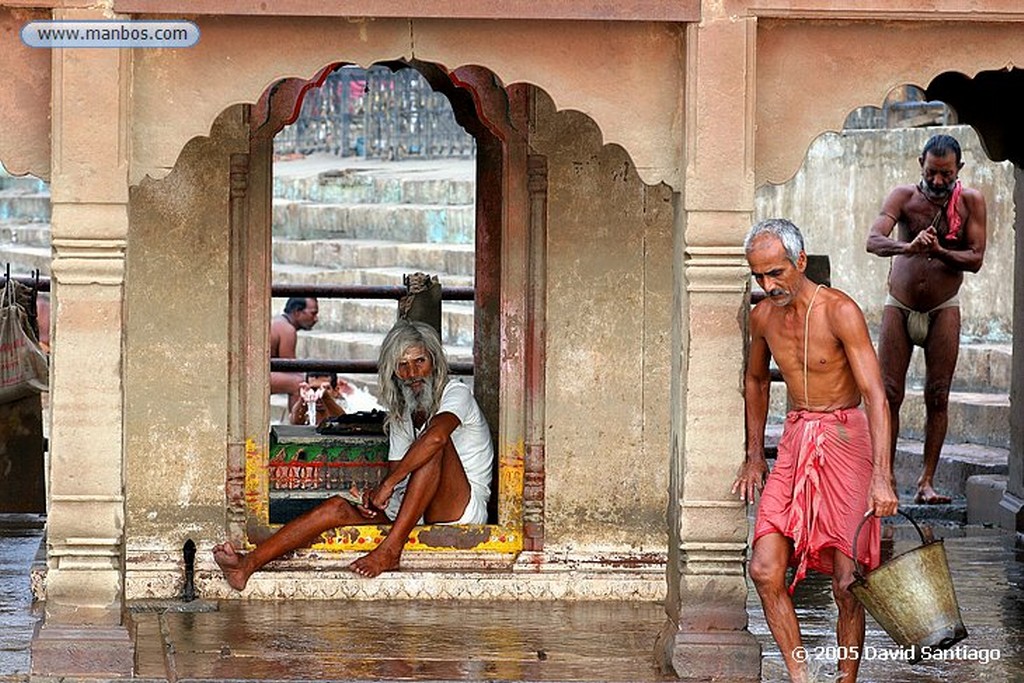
left=349, top=545, right=401, bottom=578
left=913, top=485, right=952, bottom=505
left=213, top=542, right=252, bottom=591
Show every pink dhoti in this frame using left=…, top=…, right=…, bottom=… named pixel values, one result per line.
left=754, top=407, right=881, bottom=594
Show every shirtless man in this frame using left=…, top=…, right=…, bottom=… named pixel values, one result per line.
left=288, top=372, right=346, bottom=427
left=270, top=297, right=319, bottom=407
left=215, top=320, right=493, bottom=586
left=866, top=134, right=987, bottom=504
left=734, top=219, right=898, bottom=683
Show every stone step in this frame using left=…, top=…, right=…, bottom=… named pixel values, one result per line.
left=893, top=437, right=1008, bottom=499
left=274, top=172, right=475, bottom=206
left=303, top=298, right=475, bottom=344
left=0, top=244, right=51, bottom=275
left=0, top=220, right=51, bottom=249
left=0, top=192, right=51, bottom=222
left=296, top=330, right=473, bottom=366
left=272, top=199, right=475, bottom=243
left=767, top=385, right=1010, bottom=449
left=272, top=238, right=475, bottom=276
left=271, top=263, right=474, bottom=289
left=906, top=342, right=1012, bottom=393
left=900, top=389, right=1010, bottom=449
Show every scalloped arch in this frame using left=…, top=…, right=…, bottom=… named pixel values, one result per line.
left=129, top=17, right=683, bottom=189
left=756, top=19, right=1024, bottom=187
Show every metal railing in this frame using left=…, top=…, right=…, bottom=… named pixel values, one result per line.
left=8, top=275, right=475, bottom=375
left=270, top=280, right=475, bottom=376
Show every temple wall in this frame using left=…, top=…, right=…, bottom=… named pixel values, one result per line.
left=0, top=7, right=51, bottom=178
left=129, top=16, right=683, bottom=189
left=755, top=125, right=1015, bottom=339
left=123, top=108, right=249, bottom=564
left=532, top=95, right=674, bottom=553
left=756, top=19, right=1024, bottom=188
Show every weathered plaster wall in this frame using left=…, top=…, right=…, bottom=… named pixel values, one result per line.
left=756, top=20, right=1024, bottom=187
left=124, top=108, right=249, bottom=563
left=0, top=7, right=51, bottom=178
left=129, top=16, right=683, bottom=189
left=755, top=125, right=1015, bottom=339
left=532, top=94, right=673, bottom=553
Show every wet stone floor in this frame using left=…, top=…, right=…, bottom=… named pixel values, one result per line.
left=2, top=515, right=1023, bottom=682
left=750, top=523, right=1024, bottom=683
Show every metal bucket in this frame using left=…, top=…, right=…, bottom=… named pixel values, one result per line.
left=850, top=509, right=967, bottom=663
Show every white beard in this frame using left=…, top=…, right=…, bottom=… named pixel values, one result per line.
left=400, top=376, right=435, bottom=415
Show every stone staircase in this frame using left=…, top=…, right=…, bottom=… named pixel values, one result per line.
left=0, top=172, right=51, bottom=276
left=271, top=157, right=478, bottom=377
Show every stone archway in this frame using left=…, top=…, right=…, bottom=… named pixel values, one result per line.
left=108, top=42, right=678, bottom=603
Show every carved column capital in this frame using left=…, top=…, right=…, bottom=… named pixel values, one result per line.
left=684, top=245, right=751, bottom=294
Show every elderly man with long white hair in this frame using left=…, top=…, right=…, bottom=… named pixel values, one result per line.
left=214, top=319, right=492, bottom=585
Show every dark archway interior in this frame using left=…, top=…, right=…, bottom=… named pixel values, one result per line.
left=928, top=68, right=1024, bottom=167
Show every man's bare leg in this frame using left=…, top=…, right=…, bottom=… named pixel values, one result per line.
left=877, top=305, right=913, bottom=493
left=749, top=533, right=807, bottom=683
left=350, top=438, right=471, bottom=578
left=831, top=550, right=866, bottom=683
left=916, top=307, right=960, bottom=504
left=214, top=496, right=376, bottom=590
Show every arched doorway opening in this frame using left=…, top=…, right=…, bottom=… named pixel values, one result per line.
left=232, top=58, right=536, bottom=565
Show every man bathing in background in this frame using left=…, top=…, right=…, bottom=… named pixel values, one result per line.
left=866, top=133, right=987, bottom=504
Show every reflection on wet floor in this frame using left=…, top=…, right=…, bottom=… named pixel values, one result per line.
left=0, top=519, right=44, bottom=680
left=134, top=600, right=678, bottom=682
left=751, top=524, right=1024, bottom=683
left=2, top=515, right=1022, bottom=682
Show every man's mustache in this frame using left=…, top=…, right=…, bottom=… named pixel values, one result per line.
left=768, top=288, right=787, bottom=298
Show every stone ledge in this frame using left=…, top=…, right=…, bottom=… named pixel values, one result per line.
left=115, top=551, right=667, bottom=602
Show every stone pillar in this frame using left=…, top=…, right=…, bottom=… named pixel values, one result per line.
left=31, top=7, right=133, bottom=677
left=1000, top=165, right=1024, bottom=535
left=657, top=15, right=761, bottom=681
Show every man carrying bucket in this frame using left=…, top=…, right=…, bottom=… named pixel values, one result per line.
left=733, top=219, right=899, bottom=683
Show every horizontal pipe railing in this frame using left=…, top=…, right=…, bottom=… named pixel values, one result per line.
left=1, top=276, right=476, bottom=301
left=7, top=274, right=50, bottom=292
left=7, top=274, right=476, bottom=375
left=272, top=358, right=474, bottom=375
left=270, top=281, right=476, bottom=375
left=271, top=283, right=475, bottom=301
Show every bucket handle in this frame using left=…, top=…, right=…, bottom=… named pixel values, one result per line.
left=852, top=508, right=926, bottom=580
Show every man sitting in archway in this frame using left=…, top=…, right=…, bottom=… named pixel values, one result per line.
left=215, top=319, right=493, bottom=584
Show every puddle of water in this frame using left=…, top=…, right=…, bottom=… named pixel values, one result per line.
left=748, top=524, right=1024, bottom=682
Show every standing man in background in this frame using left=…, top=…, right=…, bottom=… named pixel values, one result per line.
left=866, top=134, right=987, bottom=504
